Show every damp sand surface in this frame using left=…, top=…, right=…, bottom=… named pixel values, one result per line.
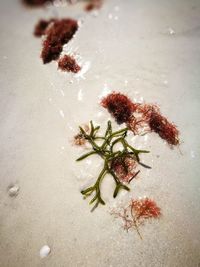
left=0, top=0, right=200, bottom=266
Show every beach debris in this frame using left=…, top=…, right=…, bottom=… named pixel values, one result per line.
left=8, top=184, right=20, bottom=197
left=39, top=245, right=51, bottom=258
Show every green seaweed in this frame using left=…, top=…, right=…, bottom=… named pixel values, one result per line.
left=76, top=121, right=149, bottom=211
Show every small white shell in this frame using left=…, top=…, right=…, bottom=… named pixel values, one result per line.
left=39, top=245, right=51, bottom=258
left=8, top=184, right=20, bottom=197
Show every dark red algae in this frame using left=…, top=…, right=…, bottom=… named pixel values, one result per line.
left=58, top=55, right=81, bottom=73
left=149, top=108, right=179, bottom=146
left=111, top=155, right=140, bottom=183
left=101, top=92, right=137, bottom=124
left=23, top=0, right=52, bottom=7
left=34, top=19, right=55, bottom=37
left=41, top=19, right=78, bottom=64
left=85, top=0, right=103, bottom=11
left=101, top=92, right=179, bottom=146
left=133, top=103, right=179, bottom=145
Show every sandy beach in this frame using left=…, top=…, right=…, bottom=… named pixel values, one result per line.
left=0, top=0, right=200, bottom=266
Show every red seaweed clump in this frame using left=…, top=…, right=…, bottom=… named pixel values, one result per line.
left=34, top=19, right=55, bottom=37
left=111, top=155, right=140, bottom=183
left=149, top=108, right=179, bottom=146
left=127, top=103, right=155, bottom=135
left=101, top=92, right=136, bottom=124
left=102, top=92, right=179, bottom=146
left=58, top=55, right=81, bottom=73
left=73, top=124, right=89, bottom=146
left=131, top=103, right=179, bottom=145
left=23, top=0, right=83, bottom=7
left=74, top=133, right=86, bottom=146
left=23, top=0, right=52, bottom=7
left=131, top=198, right=161, bottom=219
left=112, top=197, right=161, bottom=237
left=85, top=0, right=103, bottom=11
left=41, top=19, right=78, bottom=64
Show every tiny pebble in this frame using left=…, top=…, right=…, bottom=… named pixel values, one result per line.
left=40, top=245, right=51, bottom=258
left=8, top=184, right=20, bottom=197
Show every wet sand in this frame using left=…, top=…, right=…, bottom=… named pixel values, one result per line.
left=0, top=0, right=200, bottom=266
